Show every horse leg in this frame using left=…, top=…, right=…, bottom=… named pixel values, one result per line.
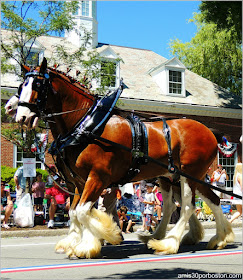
left=197, top=190, right=234, bottom=250
left=55, top=188, right=82, bottom=257
left=148, top=176, right=195, bottom=255
left=74, top=172, right=122, bottom=258
left=138, top=178, right=176, bottom=244
left=181, top=212, right=204, bottom=245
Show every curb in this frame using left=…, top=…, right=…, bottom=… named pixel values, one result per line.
left=1, top=221, right=241, bottom=238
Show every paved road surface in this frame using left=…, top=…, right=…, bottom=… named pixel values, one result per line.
left=1, top=228, right=242, bottom=280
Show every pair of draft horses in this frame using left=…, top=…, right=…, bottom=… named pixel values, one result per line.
left=6, top=58, right=234, bottom=259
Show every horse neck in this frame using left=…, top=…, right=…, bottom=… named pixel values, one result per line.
left=48, top=74, right=95, bottom=137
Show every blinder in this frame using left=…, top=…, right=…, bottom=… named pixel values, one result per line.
left=17, top=71, right=50, bottom=116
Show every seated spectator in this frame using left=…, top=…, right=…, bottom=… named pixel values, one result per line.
left=1, top=181, right=14, bottom=229
left=117, top=205, right=135, bottom=233
left=44, top=176, right=70, bottom=228
left=32, top=173, right=45, bottom=212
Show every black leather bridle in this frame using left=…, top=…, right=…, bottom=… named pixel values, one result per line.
left=18, top=71, right=51, bottom=117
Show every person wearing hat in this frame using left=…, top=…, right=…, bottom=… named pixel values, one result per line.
left=1, top=181, right=14, bottom=229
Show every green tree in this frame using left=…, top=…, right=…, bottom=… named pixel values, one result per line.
left=1, top=1, right=120, bottom=92
left=169, top=13, right=242, bottom=96
left=199, top=1, right=242, bottom=43
left=1, top=1, right=79, bottom=73
left=1, top=1, right=121, bottom=193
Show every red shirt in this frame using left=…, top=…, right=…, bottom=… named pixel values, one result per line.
left=45, top=185, right=69, bottom=204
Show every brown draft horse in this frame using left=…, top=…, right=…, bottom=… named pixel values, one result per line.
left=9, top=58, right=234, bottom=258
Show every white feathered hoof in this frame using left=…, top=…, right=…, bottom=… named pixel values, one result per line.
left=148, top=237, right=180, bottom=255
left=89, top=208, right=122, bottom=245
left=207, top=221, right=234, bottom=250
left=73, top=238, right=102, bottom=259
left=207, top=235, right=227, bottom=250
left=55, top=231, right=81, bottom=254
left=224, top=222, right=235, bottom=244
left=224, top=230, right=235, bottom=244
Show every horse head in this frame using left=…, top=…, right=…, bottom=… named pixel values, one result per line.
left=15, top=58, right=49, bottom=129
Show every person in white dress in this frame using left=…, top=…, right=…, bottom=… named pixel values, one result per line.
left=230, top=163, right=242, bottom=223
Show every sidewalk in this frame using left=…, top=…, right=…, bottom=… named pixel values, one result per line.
left=1, top=220, right=242, bottom=238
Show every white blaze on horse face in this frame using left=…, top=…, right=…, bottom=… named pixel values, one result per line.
left=15, top=77, right=35, bottom=124
left=5, top=95, right=19, bottom=115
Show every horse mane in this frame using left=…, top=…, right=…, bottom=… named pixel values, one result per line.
left=48, top=67, right=96, bottom=98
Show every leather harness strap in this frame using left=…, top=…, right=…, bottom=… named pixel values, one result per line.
left=113, top=114, right=149, bottom=186
left=162, top=118, right=179, bottom=175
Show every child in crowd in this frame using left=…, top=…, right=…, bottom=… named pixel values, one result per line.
left=142, top=183, right=156, bottom=234
left=117, top=205, right=135, bottom=233
left=153, top=185, right=163, bottom=223
left=32, top=173, right=45, bottom=212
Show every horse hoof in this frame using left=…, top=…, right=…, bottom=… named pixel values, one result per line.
left=73, top=240, right=102, bottom=259
left=181, top=233, right=199, bottom=245
left=207, top=237, right=227, bottom=250
left=224, top=231, right=235, bottom=243
left=148, top=237, right=179, bottom=255
left=55, top=248, right=65, bottom=254
left=137, top=232, right=152, bottom=244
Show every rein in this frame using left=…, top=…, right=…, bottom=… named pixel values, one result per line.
left=45, top=106, right=92, bottom=119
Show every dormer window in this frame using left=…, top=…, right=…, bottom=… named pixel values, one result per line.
left=169, top=70, right=182, bottom=95
left=22, top=39, right=45, bottom=68
left=98, top=46, right=121, bottom=89
left=100, top=61, right=117, bottom=88
left=148, top=57, right=186, bottom=97
left=24, top=49, right=41, bottom=67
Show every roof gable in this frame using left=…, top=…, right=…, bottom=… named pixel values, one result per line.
left=98, top=46, right=120, bottom=60
left=148, top=56, right=186, bottom=76
left=24, top=38, right=45, bottom=50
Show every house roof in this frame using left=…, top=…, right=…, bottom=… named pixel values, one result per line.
left=96, top=43, right=242, bottom=110
left=1, top=30, right=241, bottom=116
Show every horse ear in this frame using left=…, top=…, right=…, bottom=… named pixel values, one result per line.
left=21, top=64, right=30, bottom=74
left=40, top=57, right=47, bottom=74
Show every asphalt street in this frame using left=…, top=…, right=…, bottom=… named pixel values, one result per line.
left=1, top=227, right=242, bottom=280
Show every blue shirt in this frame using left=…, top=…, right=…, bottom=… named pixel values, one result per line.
left=14, top=166, right=26, bottom=190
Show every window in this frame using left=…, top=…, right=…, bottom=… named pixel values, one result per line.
left=218, top=149, right=238, bottom=190
left=100, top=61, right=117, bottom=88
left=81, top=1, right=90, bottom=17
left=15, top=146, right=43, bottom=169
left=169, top=70, right=182, bottom=95
left=24, top=49, right=40, bottom=67
left=14, top=133, right=46, bottom=169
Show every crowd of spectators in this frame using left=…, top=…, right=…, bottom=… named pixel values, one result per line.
left=1, top=161, right=242, bottom=233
